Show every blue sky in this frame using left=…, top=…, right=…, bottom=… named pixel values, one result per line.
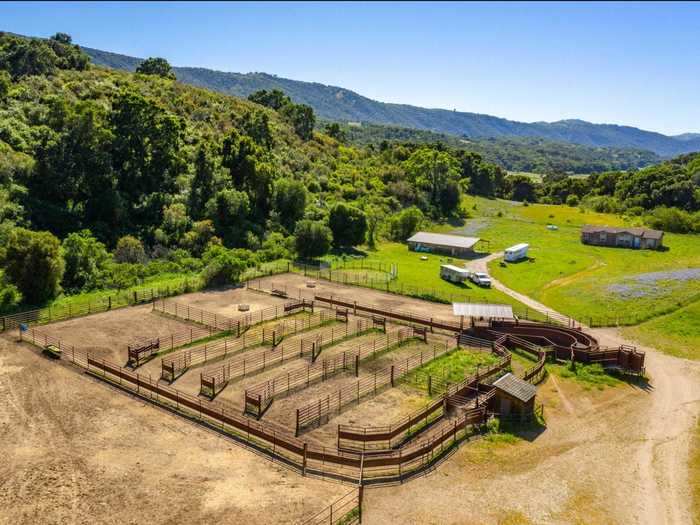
left=2, top=1, right=699, bottom=135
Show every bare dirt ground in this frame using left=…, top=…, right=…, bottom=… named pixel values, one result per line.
left=252, top=273, right=457, bottom=320
left=170, top=286, right=290, bottom=318
left=0, top=335, right=347, bottom=525
left=33, top=304, right=207, bottom=365
left=305, top=384, right=431, bottom=445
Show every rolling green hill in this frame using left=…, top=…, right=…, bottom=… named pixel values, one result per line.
left=83, top=45, right=700, bottom=157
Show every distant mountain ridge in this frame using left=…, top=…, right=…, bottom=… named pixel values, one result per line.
left=83, top=45, right=700, bottom=157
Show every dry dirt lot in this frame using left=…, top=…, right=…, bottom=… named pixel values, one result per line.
left=33, top=304, right=209, bottom=365
left=253, top=273, right=457, bottom=320
left=170, top=286, right=290, bottom=318
left=0, top=334, right=348, bottom=525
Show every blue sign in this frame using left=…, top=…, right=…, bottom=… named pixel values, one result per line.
left=19, top=323, right=28, bottom=332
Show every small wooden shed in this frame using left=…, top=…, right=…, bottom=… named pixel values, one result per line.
left=492, top=373, right=536, bottom=418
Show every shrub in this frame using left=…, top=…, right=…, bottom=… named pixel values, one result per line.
left=566, top=194, right=580, bottom=207
left=645, top=206, right=696, bottom=233
left=114, top=235, right=147, bottom=264
left=294, top=220, right=332, bottom=259
left=388, top=206, right=423, bottom=241
left=201, top=252, right=246, bottom=288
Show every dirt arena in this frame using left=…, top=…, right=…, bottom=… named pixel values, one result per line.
left=4, top=273, right=700, bottom=524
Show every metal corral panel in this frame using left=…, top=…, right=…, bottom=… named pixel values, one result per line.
left=452, top=303, right=514, bottom=319
left=407, top=232, right=480, bottom=249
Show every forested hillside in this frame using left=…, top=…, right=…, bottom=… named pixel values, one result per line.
left=334, top=121, right=659, bottom=174
left=0, top=32, right=698, bottom=315
left=83, top=44, right=700, bottom=157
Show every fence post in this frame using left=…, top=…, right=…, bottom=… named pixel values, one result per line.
left=355, top=355, right=359, bottom=377
left=302, top=442, right=307, bottom=475
left=390, top=365, right=395, bottom=387
left=295, top=409, right=300, bottom=437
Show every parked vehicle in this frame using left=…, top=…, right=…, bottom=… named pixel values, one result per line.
left=468, top=271, right=492, bottom=287
left=504, top=243, right=529, bottom=262
left=440, top=264, right=469, bottom=283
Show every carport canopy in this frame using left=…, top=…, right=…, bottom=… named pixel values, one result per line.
left=452, top=303, right=515, bottom=319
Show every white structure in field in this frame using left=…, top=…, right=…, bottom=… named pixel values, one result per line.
left=440, top=264, right=470, bottom=283
left=504, top=243, right=529, bottom=262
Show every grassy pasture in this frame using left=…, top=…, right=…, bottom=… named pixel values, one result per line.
left=461, top=198, right=700, bottom=325
left=622, top=301, right=700, bottom=360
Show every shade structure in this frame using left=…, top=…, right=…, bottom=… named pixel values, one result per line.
left=452, top=303, right=514, bottom=319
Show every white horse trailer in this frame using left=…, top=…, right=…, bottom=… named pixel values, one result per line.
left=504, top=243, right=529, bottom=262
left=440, top=264, right=470, bottom=283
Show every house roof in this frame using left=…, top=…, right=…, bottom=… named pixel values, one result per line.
left=581, top=225, right=664, bottom=240
left=452, top=303, right=514, bottom=319
left=493, top=373, right=537, bottom=403
left=407, top=232, right=480, bottom=249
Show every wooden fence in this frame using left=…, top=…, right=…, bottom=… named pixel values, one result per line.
left=199, top=311, right=336, bottom=399
left=300, top=487, right=363, bottom=524
left=20, top=324, right=505, bottom=485
left=244, top=325, right=423, bottom=419
left=161, top=305, right=329, bottom=383
left=294, top=340, right=450, bottom=435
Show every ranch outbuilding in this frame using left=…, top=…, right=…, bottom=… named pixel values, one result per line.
left=407, top=232, right=482, bottom=257
left=491, top=372, right=537, bottom=418
left=581, top=225, right=664, bottom=250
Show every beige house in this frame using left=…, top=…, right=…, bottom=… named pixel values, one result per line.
left=581, top=225, right=664, bottom=250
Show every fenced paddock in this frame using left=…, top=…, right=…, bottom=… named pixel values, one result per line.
left=161, top=305, right=330, bottom=383
left=27, top=303, right=212, bottom=365
left=294, top=340, right=451, bottom=435
left=244, top=326, right=430, bottom=419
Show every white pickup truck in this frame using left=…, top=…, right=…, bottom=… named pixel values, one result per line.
left=467, top=271, right=492, bottom=288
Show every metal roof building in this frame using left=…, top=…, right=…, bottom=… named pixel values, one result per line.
left=452, top=303, right=514, bottom=319
left=407, top=232, right=481, bottom=256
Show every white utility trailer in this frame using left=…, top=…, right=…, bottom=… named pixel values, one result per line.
left=504, top=243, right=529, bottom=262
left=440, top=264, right=470, bottom=283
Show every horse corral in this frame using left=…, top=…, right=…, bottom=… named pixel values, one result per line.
left=8, top=271, right=649, bottom=523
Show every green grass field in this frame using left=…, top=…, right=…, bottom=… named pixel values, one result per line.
left=457, top=198, right=700, bottom=325
left=403, top=348, right=500, bottom=393
left=622, top=301, right=700, bottom=360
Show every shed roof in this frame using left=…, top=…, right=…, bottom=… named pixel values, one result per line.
left=581, top=225, right=664, bottom=240
left=493, top=373, right=537, bottom=403
left=407, top=232, right=480, bottom=249
left=452, top=303, right=514, bottom=319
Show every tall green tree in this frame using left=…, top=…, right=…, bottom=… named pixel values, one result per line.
left=2, top=228, right=64, bottom=304
left=404, top=147, right=460, bottom=213
left=61, top=229, right=111, bottom=292
left=110, top=90, right=184, bottom=237
left=328, top=203, right=367, bottom=247
left=136, top=57, right=176, bottom=79
left=189, top=145, right=216, bottom=220
left=273, top=178, right=307, bottom=231
left=205, top=189, right=251, bottom=246
left=294, top=220, right=332, bottom=259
